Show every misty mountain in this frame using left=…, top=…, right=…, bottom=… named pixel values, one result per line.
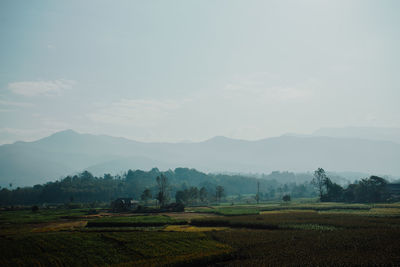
left=313, top=127, right=400, bottom=144
left=1, top=129, right=399, bottom=187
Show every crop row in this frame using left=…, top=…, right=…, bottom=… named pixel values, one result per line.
left=190, top=212, right=400, bottom=229
left=206, top=228, right=400, bottom=266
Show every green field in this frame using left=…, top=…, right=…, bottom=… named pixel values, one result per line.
left=187, top=201, right=381, bottom=216
left=1, top=202, right=400, bottom=266
left=0, top=208, right=95, bottom=224
left=0, top=231, right=231, bottom=266
left=87, top=215, right=186, bottom=227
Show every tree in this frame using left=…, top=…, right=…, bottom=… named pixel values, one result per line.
left=348, top=176, right=388, bottom=203
left=31, top=205, right=39, bottom=212
left=277, top=187, right=283, bottom=198
left=283, top=184, right=289, bottom=194
left=282, top=194, right=291, bottom=202
left=269, top=188, right=276, bottom=199
left=255, top=180, right=260, bottom=204
left=188, top=187, right=199, bottom=204
left=175, top=190, right=187, bottom=204
left=216, top=185, right=224, bottom=203
left=312, top=168, right=328, bottom=200
left=104, top=173, right=113, bottom=180
left=323, top=178, right=343, bottom=202
left=199, top=187, right=208, bottom=203
left=292, top=184, right=307, bottom=198
left=176, top=187, right=200, bottom=205
left=141, top=188, right=152, bottom=205
left=156, top=174, right=170, bottom=207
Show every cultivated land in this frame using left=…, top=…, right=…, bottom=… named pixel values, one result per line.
left=1, top=201, right=400, bottom=266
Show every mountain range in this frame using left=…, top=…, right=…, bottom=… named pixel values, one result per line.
left=312, top=127, right=400, bottom=144
left=1, top=128, right=399, bottom=187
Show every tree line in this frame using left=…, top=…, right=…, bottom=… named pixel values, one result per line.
left=0, top=168, right=273, bottom=205
left=140, top=174, right=226, bottom=207
left=312, top=168, right=392, bottom=203
left=0, top=167, right=394, bottom=205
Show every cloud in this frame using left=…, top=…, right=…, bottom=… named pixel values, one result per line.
left=224, top=84, right=311, bottom=101
left=8, top=80, right=75, bottom=96
left=223, top=73, right=314, bottom=103
left=83, top=73, right=317, bottom=142
left=0, top=100, right=33, bottom=107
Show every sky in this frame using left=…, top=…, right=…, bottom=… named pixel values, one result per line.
left=0, top=0, right=399, bottom=144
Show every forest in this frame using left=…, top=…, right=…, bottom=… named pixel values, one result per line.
left=0, top=167, right=395, bottom=205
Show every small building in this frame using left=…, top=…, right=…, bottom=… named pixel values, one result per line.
left=111, top=198, right=138, bottom=212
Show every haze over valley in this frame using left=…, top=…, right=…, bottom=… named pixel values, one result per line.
left=1, top=127, right=399, bottom=187
left=2, top=1, right=400, bottom=266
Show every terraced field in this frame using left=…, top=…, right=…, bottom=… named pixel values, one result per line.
left=1, top=202, right=400, bottom=266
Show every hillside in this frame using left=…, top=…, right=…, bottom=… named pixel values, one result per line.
left=313, top=127, right=400, bottom=144
left=1, top=130, right=399, bottom=186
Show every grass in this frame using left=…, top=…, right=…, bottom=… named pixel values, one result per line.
left=0, top=208, right=94, bottom=224
left=187, top=202, right=400, bottom=216
left=0, top=231, right=232, bottom=266
left=193, top=206, right=260, bottom=216
left=163, top=225, right=228, bottom=232
left=281, top=223, right=337, bottom=231
left=1, top=202, right=400, bottom=266
left=86, top=215, right=186, bottom=227
left=206, top=228, right=400, bottom=266
left=190, top=211, right=400, bottom=230
left=319, top=207, right=400, bottom=217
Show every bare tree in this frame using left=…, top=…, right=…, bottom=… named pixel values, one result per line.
left=156, top=174, right=170, bottom=207
left=312, top=168, right=328, bottom=200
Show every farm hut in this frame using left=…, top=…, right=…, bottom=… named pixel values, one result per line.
left=111, top=198, right=138, bottom=211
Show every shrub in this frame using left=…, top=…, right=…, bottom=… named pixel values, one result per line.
left=31, top=205, right=39, bottom=212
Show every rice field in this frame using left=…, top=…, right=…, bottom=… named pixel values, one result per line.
left=86, top=214, right=186, bottom=227
left=0, top=231, right=232, bottom=266
left=0, top=202, right=399, bottom=266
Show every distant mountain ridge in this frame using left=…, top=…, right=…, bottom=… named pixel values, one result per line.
left=1, top=129, right=399, bottom=186
left=312, top=127, right=400, bottom=144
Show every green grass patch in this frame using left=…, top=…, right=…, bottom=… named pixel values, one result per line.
left=0, top=209, right=92, bottom=224
left=187, top=206, right=260, bottom=216
left=259, top=203, right=371, bottom=212
left=281, top=223, right=337, bottom=231
left=187, top=202, right=374, bottom=216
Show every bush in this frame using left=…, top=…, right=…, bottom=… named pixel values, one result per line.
left=31, top=205, right=39, bottom=212
left=161, top=203, right=185, bottom=212
left=86, top=209, right=98, bottom=215
left=65, top=203, right=82, bottom=209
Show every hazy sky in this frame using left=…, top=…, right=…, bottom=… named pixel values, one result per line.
left=0, top=0, right=399, bottom=144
